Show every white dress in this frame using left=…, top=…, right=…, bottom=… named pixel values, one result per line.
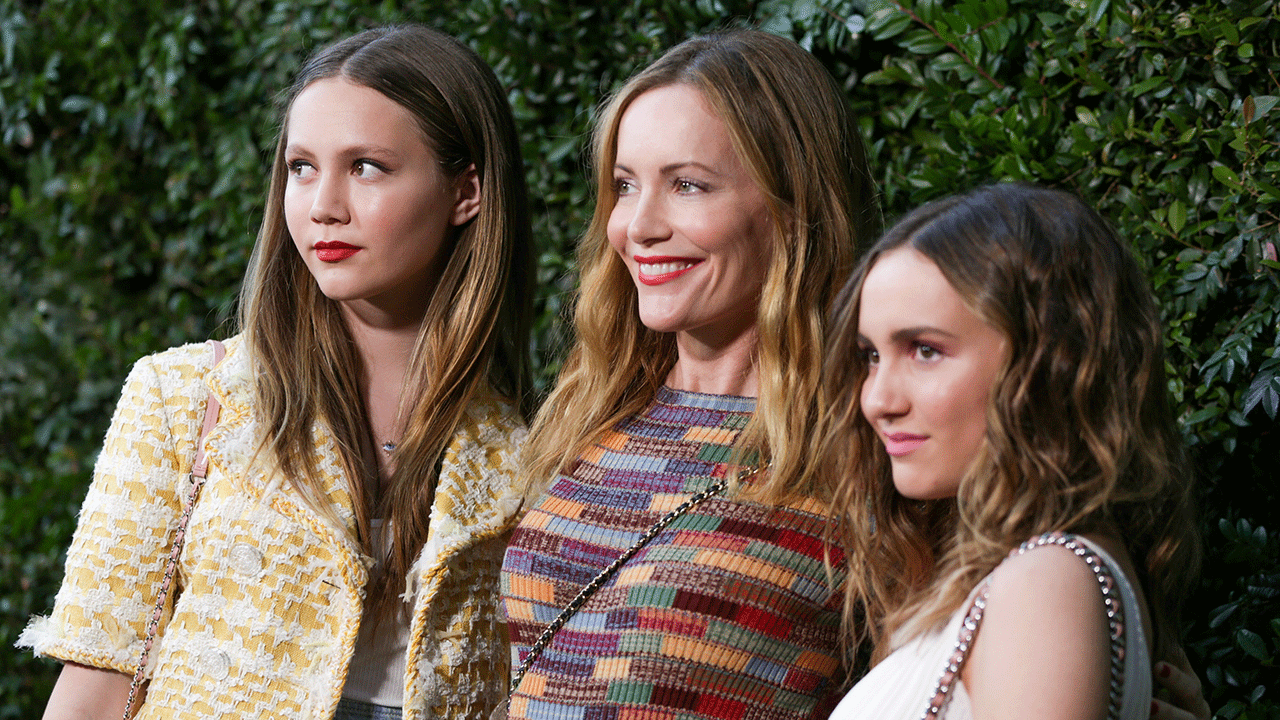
left=830, top=534, right=1151, bottom=720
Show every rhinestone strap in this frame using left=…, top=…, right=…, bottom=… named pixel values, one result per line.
left=921, top=584, right=988, bottom=718
left=920, top=532, right=1127, bottom=719
left=506, top=463, right=767, bottom=698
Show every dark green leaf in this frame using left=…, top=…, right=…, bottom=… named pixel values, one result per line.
left=59, top=95, right=93, bottom=112
left=1213, top=164, right=1241, bottom=188
left=1184, top=406, right=1221, bottom=425
left=901, top=28, right=948, bottom=54
left=1237, top=628, right=1270, bottom=661
left=1244, top=372, right=1280, bottom=418
left=1168, top=200, right=1187, bottom=233
left=1251, top=95, right=1279, bottom=118
left=1129, top=75, right=1166, bottom=97
left=1084, top=0, right=1110, bottom=28
left=1210, top=602, right=1239, bottom=628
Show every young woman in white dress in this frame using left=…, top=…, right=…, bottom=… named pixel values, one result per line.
left=820, top=182, right=1201, bottom=720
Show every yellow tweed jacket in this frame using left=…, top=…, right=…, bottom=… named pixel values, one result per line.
left=20, top=336, right=526, bottom=719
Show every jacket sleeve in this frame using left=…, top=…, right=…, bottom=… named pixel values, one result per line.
left=18, top=344, right=211, bottom=673
left=407, top=396, right=527, bottom=720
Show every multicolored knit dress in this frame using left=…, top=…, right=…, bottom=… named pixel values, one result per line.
left=500, top=387, right=848, bottom=720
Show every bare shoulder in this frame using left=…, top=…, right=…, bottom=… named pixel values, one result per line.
left=962, top=540, right=1114, bottom=720
left=982, top=539, right=1115, bottom=649
left=986, top=540, right=1108, bottom=604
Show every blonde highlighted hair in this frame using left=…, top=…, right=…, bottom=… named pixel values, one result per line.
left=239, top=25, right=531, bottom=619
left=821, top=182, right=1199, bottom=663
left=523, top=29, right=879, bottom=503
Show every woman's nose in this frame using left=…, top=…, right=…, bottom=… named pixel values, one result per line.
left=626, top=191, right=670, bottom=246
left=861, top=361, right=909, bottom=421
left=310, top=172, right=350, bottom=224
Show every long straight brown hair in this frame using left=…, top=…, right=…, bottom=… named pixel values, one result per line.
left=821, top=182, right=1199, bottom=663
left=523, top=29, right=879, bottom=504
left=239, top=25, right=532, bottom=619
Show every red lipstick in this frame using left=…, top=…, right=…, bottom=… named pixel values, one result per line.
left=314, top=241, right=360, bottom=263
left=634, top=255, right=702, bottom=286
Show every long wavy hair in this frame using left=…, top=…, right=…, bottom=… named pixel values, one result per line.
left=821, top=182, right=1199, bottom=663
left=523, top=29, right=879, bottom=503
left=238, top=25, right=532, bottom=619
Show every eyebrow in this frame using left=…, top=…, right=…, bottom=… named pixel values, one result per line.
left=284, top=143, right=400, bottom=158
left=614, top=161, right=722, bottom=176
left=858, top=326, right=960, bottom=345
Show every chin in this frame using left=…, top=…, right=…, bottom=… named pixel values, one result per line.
left=313, top=286, right=352, bottom=301
left=891, top=474, right=959, bottom=501
left=312, top=284, right=369, bottom=304
left=636, top=312, right=687, bottom=334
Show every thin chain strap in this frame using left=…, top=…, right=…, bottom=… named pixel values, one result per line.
left=122, top=340, right=224, bottom=720
left=919, top=531, right=1127, bottom=719
left=507, top=463, right=767, bottom=699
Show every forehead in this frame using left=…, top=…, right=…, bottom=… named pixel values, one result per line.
left=858, top=247, right=973, bottom=331
left=286, top=76, right=425, bottom=150
left=614, top=84, right=738, bottom=164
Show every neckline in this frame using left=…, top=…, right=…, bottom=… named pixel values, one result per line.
left=655, top=385, right=757, bottom=412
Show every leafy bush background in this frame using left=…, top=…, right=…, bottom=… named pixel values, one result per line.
left=1, top=0, right=1276, bottom=717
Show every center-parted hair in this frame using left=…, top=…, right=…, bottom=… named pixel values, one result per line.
left=239, top=24, right=532, bottom=620
left=523, top=28, right=879, bottom=503
left=821, top=182, right=1199, bottom=662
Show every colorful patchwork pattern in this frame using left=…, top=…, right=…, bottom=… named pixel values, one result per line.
left=502, top=387, right=847, bottom=720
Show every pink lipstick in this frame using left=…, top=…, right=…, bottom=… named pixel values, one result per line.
left=634, top=255, right=702, bottom=286
left=315, top=241, right=360, bottom=263
left=882, top=433, right=927, bottom=457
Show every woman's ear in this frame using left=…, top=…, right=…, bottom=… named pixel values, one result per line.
left=450, top=164, right=482, bottom=226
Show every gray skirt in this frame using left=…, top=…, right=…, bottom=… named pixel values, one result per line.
left=334, top=697, right=403, bottom=720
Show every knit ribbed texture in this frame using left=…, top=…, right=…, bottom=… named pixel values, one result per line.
left=501, top=387, right=846, bottom=720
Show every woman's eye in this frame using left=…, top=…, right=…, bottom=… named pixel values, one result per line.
left=287, top=160, right=315, bottom=179
left=915, top=343, right=941, bottom=361
left=674, top=179, right=703, bottom=193
left=861, top=346, right=879, bottom=365
left=353, top=160, right=386, bottom=178
left=614, top=178, right=636, bottom=195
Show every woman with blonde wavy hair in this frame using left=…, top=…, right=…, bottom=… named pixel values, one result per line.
left=499, top=28, right=879, bottom=720
left=823, top=182, right=1201, bottom=720
left=24, top=24, right=531, bottom=720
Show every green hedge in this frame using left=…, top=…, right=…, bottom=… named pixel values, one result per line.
left=1, top=0, right=1275, bottom=717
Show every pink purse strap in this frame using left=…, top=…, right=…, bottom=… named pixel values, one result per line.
left=190, top=341, right=225, bottom=479
left=122, top=339, right=225, bottom=719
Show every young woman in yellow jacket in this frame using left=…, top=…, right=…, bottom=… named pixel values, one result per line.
left=21, top=25, right=533, bottom=720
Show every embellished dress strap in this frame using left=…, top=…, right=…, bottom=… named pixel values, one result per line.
left=920, top=531, right=1128, bottom=720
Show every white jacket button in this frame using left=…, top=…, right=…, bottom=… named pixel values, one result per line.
left=229, top=543, right=263, bottom=577
left=199, top=648, right=231, bottom=680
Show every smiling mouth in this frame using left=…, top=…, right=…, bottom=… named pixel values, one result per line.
left=635, top=256, right=702, bottom=286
